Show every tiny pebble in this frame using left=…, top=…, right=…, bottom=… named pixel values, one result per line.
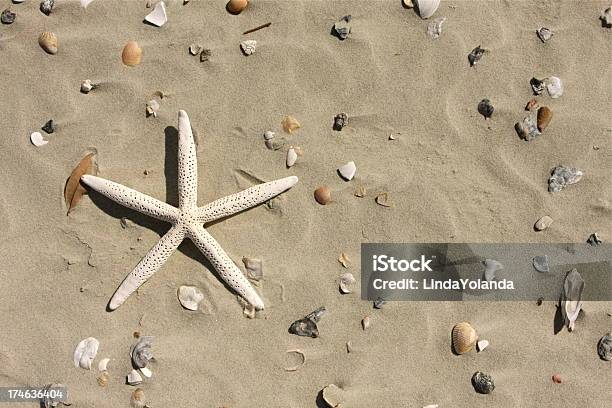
left=552, top=374, right=562, bottom=384
left=587, top=232, right=602, bottom=246
left=1, top=9, right=16, bottom=24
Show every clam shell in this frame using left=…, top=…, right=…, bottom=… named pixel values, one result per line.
left=38, top=31, right=58, bottom=54
left=337, top=161, right=356, bottom=181
left=452, top=322, right=477, bottom=354
left=74, top=337, right=99, bottom=369
left=131, top=388, right=146, bottom=408
left=227, top=0, right=248, bottom=14
left=127, top=369, right=143, bottom=386
left=339, top=272, right=356, bottom=294
left=281, top=115, right=301, bottom=134
left=537, top=106, right=553, bottom=131
left=177, top=285, right=203, bottom=310
left=144, top=0, right=167, bottom=27
left=314, top=186, right=331, bottom=205
left=416, top=0, right=440, bottom=19
left=130, top=336, right=154, bottom=368
left=122, top=41, right=142, bottom=66
left=286, top=147, right=297, bottom=167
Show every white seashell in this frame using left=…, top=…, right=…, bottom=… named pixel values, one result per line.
left=131, top=336, right=154, bottom=368
left=127, top=369, right=143, bottom=385
left=177, top=285, right=204, bottom=310
left=98, top=357, right=110, bottom=372
left=286, top=147, right=297, bottom=167
left=139, top=366, right=152, bottom=378
left=402, top=0, right=415, bottom=8
left=144, top=1, right=167, bottom=27
left=81, top=79, right=94, bottom=94
left=73, top=337, right=99, bottom=370
left=416, top=0, right=440, bottom=19
left=189, top=44, right=202, bottom=56
left=242, top=257, right=263, bottom=281
left=80, top=0, right=95, bottom=8
left=146, top=99, right=160, bottom=117
left=561, top=268, right=584, bottom=331
left=545, top=76, right=563, bottom=98
left=423, top=405, right=439, bottom=408
left=240, top=40, right=257, bottom=55
left=30, top=131, right=48, bottom=147
left=477, top=339, right=489, bottom=352
left=339, top=272, right=356, bottom=294
left=361, top=315, right=371, bottom=330
left=482, top=259, right=502, bottom=282
left=601, top=7, right=612, bottom=27
left=337, top=161, right=356, bottom=181
left=263, top=130, right=275, bottom=140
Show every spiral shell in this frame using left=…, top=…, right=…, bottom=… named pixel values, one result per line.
left=227, top=0, right=248, bottom=14
left=452, top=322, right=477, bottom=354
left=122, top=41, right=142, bottom=66
left=38, top=32, right=58, bottom=54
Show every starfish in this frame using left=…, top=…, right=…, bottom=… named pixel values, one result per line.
left=81, top=110, right=298, bottom=311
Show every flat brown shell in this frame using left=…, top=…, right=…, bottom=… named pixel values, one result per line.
left=39, top=31, right=58, bottom=54
left=122, top=41, right=142, bottom=66
left=537, top=106, right=553, bottom=132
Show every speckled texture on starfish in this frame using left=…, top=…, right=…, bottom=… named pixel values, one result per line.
left=81, top=110, right=298, bottom=311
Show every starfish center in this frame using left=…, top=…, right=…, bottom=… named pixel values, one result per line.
left=177, top=209, right=198, bottom=226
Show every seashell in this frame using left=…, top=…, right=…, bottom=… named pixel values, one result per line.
left=289, top=307, right=326, bottom=338
left=536, top=106, right=552, bottom=132
left=361, top=315, right=371, bottom=330
left=375, top=192, right=391, bottom=207
left=477, top=99, right=494, bottom=119
left=281, top=115, right=301, bottom=134
left=144, top=0, right=167, bottom=27
left=146, top=99, right=160, bottom=117
left=42, top=119, right=55, bottom=134
left=39, top=32, right=58, bottom=54
left=530, top=77, right=545, bottom=95
left=127, top=369, right=143, bottom=386
left=601, top=7, right=612, bottom=28
left=333, top=112, right=348, bottom=131
left=482, top=259, right=502, bottom=282
left=81, top=0, right=96, bottom=8
left=552, top=374, right=562, bottom=384
left=354, top=184, right=366, bottom=198
left=98, top=357, right=110, bottom=372
left=240, top=39, right=257, bottom=56
left=337, top=161, right=356, bottom=181
left=227, top=0, right=248, bottom=14
left=525, top=97, right=538, bottom=111
left=284, top=349, right=305, bottom=372
left=242, top=256, right=263, bottom=281
left=189, top=43, right=202, bottom=56
left=597, top=333, right=612, bottom=361
left=468, top=45, right=486, bottom=66
left=177, top=285, right=204, bottom=311
left=96, top=372, right=108, bottom=387
left=402, top=0, right=414, bottom=7
left=139, top=366, right=152, bottom=378
left=73, top=337, right=99, bottom=369
left=561, top=268, right=584, bottom=332
left=314, top=186, right=331, bottom=205
left=587, top=232, right=602, bottom=247
left=515, top=114, right=540, bottom=141
left=534, top=215, right=553, bottom=231
left=131, top=335, right=154, bottom=368
left=426, top=17, right=446, bottom=39
left=338, top=252, right=350, bottom=268
left=532, top=255, right=549, bottom=273
left=472, top=371, right=495, bottom=394
left=339, top=272, right=356, bottom=294
left=243, top=302, right=256, bottom=319
left=536, top=27, right=553, bottom=42
left=333, top=15, right=352, bottom=40
left=548, top=166, right=583, bottom=193
left=81, top=79, right=95, bottom=94
left=199, top=48, right=212, bottom=62
left=131, top=388, right=146, bottom=408
left=263, top=130, right=275, bottom=140
left=416, top=0, right=440, bottom=19
left=1, top=9, right=16, bottom=24
left=30, top=131, right=48, bottom=147
left=373, top=297, right=386, bottom=309
left=286, top=147, right=297, bottom=167
left=452, top=322, right=477, bottom=354
left=40, top=0, right=53, bottom=15
left=322, top=384, right=345, bottom=408
left=545, top=76, right=563, bottom=98
left=346, top=341, right=353, bottom=353
left=122, top=41, right=143, bottom=66
left=477, top=339, right=489, bottom=352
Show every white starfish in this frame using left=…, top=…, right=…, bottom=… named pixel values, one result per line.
left=81, top=110, right=298, bottom=311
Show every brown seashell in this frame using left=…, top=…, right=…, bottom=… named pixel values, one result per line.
left=314, top=186, right=331, bottom=205
left=38, top=32, right=58, bottom=54
left=227, top=0, right=248, bottom=14
left=122, top=41, right=142, bottom=66
left=130, top=388, right=146, bottom=408
left=537, top=106, right=553, bottom=132
left=452, top=322, right=478, bottom=354
left=96, top=372, right=108, bottom=387
left=282, top=115, right=301, bottom=134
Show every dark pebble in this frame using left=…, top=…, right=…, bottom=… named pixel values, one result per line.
left=477, top=99, right=494, bottom=119
left=41, top=119, right=55, bottom=134
left=1, top=9, right=15, bottom=24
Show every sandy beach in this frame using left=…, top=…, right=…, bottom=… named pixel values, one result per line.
left=0, top=0, right=610, bottom=407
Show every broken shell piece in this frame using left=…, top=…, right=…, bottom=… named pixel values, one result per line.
left=131, top=388, right=146, bottom=408
left=127, top=369, right=143, bottom=386
left=468, top=45, right=486, bottom=66
left=281, top=115, right=301, bottom=134
left=526, top=97, right=538, bottom=111
left=530, top=77, right=545, bottom=95
left=537, top=106, right=553, bottom=131
left=139, top=366, right=152, bottom=378
left=146, top=99, right=160, bottom=117
left=597, top=333, right=612, bottom=361
left=74, top=337, right=99, bottom=369
left=337, top=161, right=356, bottom=181
left=346, top=341, right=353, bottom=353
left=122, top=41, right=143, bottom=66
left=472, top=371, right=495, bottom=394
left=30, top=131, right=48, bottom=147
left=477, top=339, right=489, bottom=352
left=561, top=268, right=584, bottom=331
left=552, top=373, right=562, bottom=384
left=482, top=259, right=502, bottom=282
left=263, top=130, right=275, bottom=140
left=532, top=255, right=550, bottom=273
left=426, top=17, right=446, bottom=38
left=189, top=44, right=202, bottom=56
left=314, top=186, right=331, bottom=205
left=601, top=7, right=612, bottom=27
left=81, top=0, right=96, bottom=8
left=339, top=272, right=356, bottom=294
left=98, top=357, right=110, bottom=372
left=81, top=79, right=95, bottom=94
left=243, top=302, right=256, bottom=319
left=515, top=114, right=540, bottom=141
left=40, top=0, right=53, bottom=15
left=240, top=39, right=257, bottom=55
left=144, top=0, right=167, bottom=27
left=477, top=99, right=494, bottom=119
left=41, top=383, right=70, bottom=408
left=416, top=0, right=440, bottom=19
left=587, top=232, right=602, bottom=247
left=177, top=286, right=204, bottom=311
left=333, top=112, right=348, bottom=131
left=131, top=336, right=154, bottom=368
left=227, top=0, right=248, bottom=14
left=286, top=147, right=297, bottom=167
left=452, top=322, right=477, bottom=354
left=265, top=137, right=285, bottom=151
left=284, top=349, right=305, bottom=372
left=242, top=257, right=263, bottom=281
left=548, top=166, right=583, bottom=193
left=402, top=0, right=414, bottom=7
left=333, top=15, right=352, bottom=40
left=288, top=307, right=326, bottom=338
left=38, top=31, right=58, bottom=54
left=373, top=297, right=386, bottom=309
left=534, top=215, right=553, bottom=231
left=536, top=27, right=553, bottom=42
left=199, top=48, right=212, bottom=62
left=545, top=76, right=563, bottom=98
left=375, top=192, right=391, bottom=207
left=322, top=384, right=345, bottom=408
left=338, top=252, right=350, bottom=268
left=96, top=372, right=108, bottom=387
left=361, top=315, right=371, bottom=330
left=354, top=185, right=366, bottom=198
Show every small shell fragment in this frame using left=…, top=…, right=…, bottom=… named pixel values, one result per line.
left=530, top=77, right=545, bottom=95
left=597, top=333, right=612, bottom=361
left=98, top=357, right=110, bottom=372
left=468, top=45, right=486, bottom=66
left=548, top=166, right=583, bottom=193
left=322, top=384, right=345, bottom=408
left=144, top=0, right=167, bottom=27
left=338, top=252, right=350, bottom=268
left=337, top=161, right=356, bottom=181
left=416, top=0, right=441, bottom=19
left=552, top=374, right=562, bottom=384
left=361, top=315, right=371, bottom=330
left=30, top=131, right=48, bottom=147
left=1, top=9, right=16, bottom=24
left=482, top=259, right=502, bottom=282
left=314, top=186, right=331, bottom=205
left=339, top=272, right=356, bottom=294
left=40, top=0, right=53, bottom=15
left=333, top=113, right=348, bottom=131
left=515, top=114, right=540, bottom=141
left=286, top=147, right=297, bottom=167
left=243, top=302, right=256, bottom=319
left=472, top=371, right=495, bottom=394
left=477, top=339, right=489, bottom=352
left=177, top=285, right=204, bottom=311
left=146, top=99, right=160, bottom=117
left=139, top=366, right=152, bottom=378
left=240, top=39, right=257, bottom=56
left=242, top=257, right=263, bottom=281
left=536, top=27, right=553, bottom=42
left=545, top=76, right=563, bottom=98
left=39, top=31, right=58, bottom=54
left=131, top=336, right=154, bottom=368
left=526, top=97, right=538, bottom=111
left=131, top=388, right=146, bottom=408
left=127, top=369, right=143, bottom=386
left=189, top=44, right=202, bottom=56
left=354, top=185, right=366, bottom=198
left=452, top=322, right=477, bottom=354
left=284, top=349, right=305, bottom=372
left=587, top=232, right=602, bottom=247
left=333, top=15, right=352, bottom=40
left=74, top=337, right=99, bottom=370
left=601, top=7, right=612, bottom=28
left=426, top=17, right=446, bottom=39
left=281, top=115, right=301, bottom=134
left=81, top=79, right=95, bottom=94
left=288, top=307, right=326, bottom=338
left=375, top=192, right=391, bottom=207
left=534, top=215, right=553, bottom=231
left=42, top=120, right=55, bottom=134
left=199, top=48, right=212, bottom=62
left=96, top=372, right=108, bottom=387
left=561, top=268, right=584, bottom=332
left=532, top=255, right=550, bottom=273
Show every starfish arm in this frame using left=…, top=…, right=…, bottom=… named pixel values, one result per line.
left=187, top=225, right=264, bottom=310
left=177, top=110, right=198, bottom=209
left=196, top=176, right=298, bottom=223
left=109, top=225, right=185, bottom=310
left=81, top=175, right=178, bottom=222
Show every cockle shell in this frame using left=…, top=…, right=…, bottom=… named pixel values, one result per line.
left=240, top=39, right=257, bottom=56
left=337, top=161, right=356, bottom=181
left=144, top=1, right=167, bottom=27
left=452, top=322, right=477, bottom=354
left=30, top=131, right=48, bottom=147
left=537, top=106, right=553, bottom=131
left=339, top=272, right=356, bottom=294
left=177, top=285, right=204, bottom=311
left=73, top=337, right=99, bottom=369
left=131, top=388, right=146, bottom=408
left=127, top=369, right=143, bottom=386
left=416, top=0, right=440, bottom=19
left=314, top=186, right=331, bottom=205
left=38, top=32, right=58, bottom=54
left=561, top=268, right=584, bottom=331
left=286, top=147, right=297, bottom=167
left=122, top=41, right=143, bottom=66
left=545, top=76, right=563, bottom=98
left=281, top=115, right=301, bottom=134
left=130, top=336, right=154, bottom=368
left=227, top=0, right=248, bottom=14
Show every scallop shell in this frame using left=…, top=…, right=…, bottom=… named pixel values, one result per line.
left=452, top=322, right=477, bottom=354
left=131, top=388, right=146, bottom=408
left=537, top=106, right=553, bottom=131
left=73, top=337, right=99, bottom=369
left=127, top=369, right=143, bottom=386
left=314, top=186, right=331, bottom=205
left=545, top=76, right=563, bottom=98
left=130, top=336, right=154, bottom=368
left=339, top=272, right=356, bottom=294
left=286, top=147, right=297, bottom=167
left=38, top=32, right=58, bottom=54
left=122, top=41, right=143, bottom=66
left=240, top=39, right=257, bottom=56
left=227, top=0, right=248, bottom=14
left=337, top=161, right=356, bottom=181
left=144, top=0, right=167, bottom=27
left=281, top=115, right=301, bottom=134
left=416, top=0, right=440, bottom=19
left=30, top=131, right=48, bottom=147
left=177, top=286, right=204, bottom=311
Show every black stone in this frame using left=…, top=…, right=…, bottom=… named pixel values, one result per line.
left=468, top=46, right=485, bottom=66
left=1, top=9, right=15, bottom=24
left=42, top=120, right=55, bottom=134
left=477, top=99, right=494, bottom=119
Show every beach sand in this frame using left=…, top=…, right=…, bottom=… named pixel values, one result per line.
left=0, top=0, right=610, bottom=406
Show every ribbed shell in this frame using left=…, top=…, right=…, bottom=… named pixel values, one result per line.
left=452, top=322, right=477, bottom=354
left=38, top=32, right=58, bottom=54
left=122, top=41, right=142, bottom=66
